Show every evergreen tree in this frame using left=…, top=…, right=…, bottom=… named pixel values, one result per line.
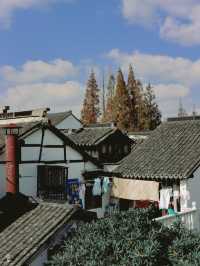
left=102, top=74, right=115, bottom=122
left=136, top=80, right=147, bottom=130
left=113, top=69, right=132, bottom=130
left=81, top=71, right=100, bottom=125
left=127, top=65, right=143, bottom=130
left=143, top=83, right=161, bottom=130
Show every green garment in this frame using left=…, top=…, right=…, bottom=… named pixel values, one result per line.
left=168, top=208, right=176, bottom=216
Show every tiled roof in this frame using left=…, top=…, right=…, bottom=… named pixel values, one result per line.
left=0, top=110, right=77, bottom=149
left=0, top=202, right=76, bottom=266
left=48, top=111, right=73, bottom=126
left=0, top=123, right=102, bottom=168
left=167, top=116, right=200, bottom=122
left=64, top=127, right=116, bottom=146
left=115, top=120, right=200, bottom=180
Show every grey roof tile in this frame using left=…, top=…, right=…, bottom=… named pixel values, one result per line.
left=64, top=127, right=116, bottom=146
left=0, top=202, right=75, bottom=265
left=115, top=120, right=200, bottom=180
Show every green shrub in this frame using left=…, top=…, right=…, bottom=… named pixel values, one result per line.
left=49, top=207, right=200, bottom=266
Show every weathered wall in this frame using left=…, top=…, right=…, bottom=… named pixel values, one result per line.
left=0, top=127, right=99, bottom=200
left=56, top=115, right=82, bottom=130
left=188, top=167, right=200, bottom=210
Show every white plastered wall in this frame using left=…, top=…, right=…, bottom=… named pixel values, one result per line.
left=187, top=167, right=200, bottom=210
left=19, top=128, right=99, bottom=199
left=56, top=115, right=82, bottom=130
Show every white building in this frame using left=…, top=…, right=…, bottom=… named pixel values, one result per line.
left=0, top=109, right=106, bottom=216
left=113, top=119, right=200, bottom=214
left=0, top=121, right=101, bottom=191
left=47, top=110, right=82, bottom=130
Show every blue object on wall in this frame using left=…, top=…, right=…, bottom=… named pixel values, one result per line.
left=67, top=179, right=80, bottom=204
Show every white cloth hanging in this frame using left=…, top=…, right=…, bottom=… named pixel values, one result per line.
left=79, top=184, right=86, bottom=199
left=173, top=190, right=180, bottom=199
left=159, top=188, right=173, bottom=209
left=79, top=183, right=86, bottom=208
left=102, top=177, right=110, bottom=194
left=92, top=178, right=102, bottom=196
left=180, top=190, right=190, bottom=200
left=111, top=178, right=159, bottom=201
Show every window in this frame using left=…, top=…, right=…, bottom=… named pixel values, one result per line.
left=124, top=145, right=129, bottom=154
left=108, top=144, right=112, bottom=154
left=37, top=165, right=68, bottom=201
left=102, top=145, right=107, bottom=154
left=85, top=184, right=102, bottom=209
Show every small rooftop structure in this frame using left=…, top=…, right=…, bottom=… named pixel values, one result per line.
left=84, top=122, right=116, bottom=128
left=65, top=127, right=117, bottom=147
left=128, top=131, right=151, bottom=143
left=0, top=107, right=49, bottom=126
left=167, top=116, right=200, bottom=122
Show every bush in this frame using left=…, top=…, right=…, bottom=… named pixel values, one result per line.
left=49, top=207, right=200, bottom=266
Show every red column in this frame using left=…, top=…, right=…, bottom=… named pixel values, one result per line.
left=6, top=134, right=18, bottom=194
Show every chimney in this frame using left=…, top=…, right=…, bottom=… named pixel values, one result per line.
left=3, top=124, right=20, bottom=194
left=0, top=106, right=10, bottom=117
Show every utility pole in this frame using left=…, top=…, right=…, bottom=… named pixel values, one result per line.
left=192, top=104, right=197, bottom=119
left=178, top=98, right=187, bottom=117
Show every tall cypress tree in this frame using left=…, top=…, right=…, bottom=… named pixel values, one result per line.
left=143, top=83, right=161, bottom=130
left=127, top=64, right=143, bottom=130
left=102, top=74, right=115, bottom=122
left=81, top=71, right=100, bottom=125
left=113, top=68, right=131, bottom=131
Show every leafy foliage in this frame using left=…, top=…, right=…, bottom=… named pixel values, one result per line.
left=49, top=207, right=200, bottom=266
left=81, top=67, right=161, bottom=131
left=102, top=74, right=115, bottom=123
left=127, top=65, right=144, bottom=131
left=81, top=71, right=100, bottom=125
left=143, top=83, right=161, bottom=130
left=113, top=68, right=132, bottom=131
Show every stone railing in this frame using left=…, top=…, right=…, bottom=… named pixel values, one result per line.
left=155, top=208, right=200, bottom=232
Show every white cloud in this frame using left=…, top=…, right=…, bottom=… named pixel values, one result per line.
left=0, top=59, right=78, bottom=84
left=108, top=49, right=200, bottom=87
left=153, top=84, right=189, bottom=100
left=107, top=48, right=199, bottom=117
left=0, top=81, right=83, bottom=115
left=0, top=58, right=84, bottom=116
left=0, top=0, right=73, bottom=28
left=122, top=0, right=158, bottom=27
left=121, top=0, right=200, bottom=45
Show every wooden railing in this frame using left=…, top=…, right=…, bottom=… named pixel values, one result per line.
left=155, top=208, right=200, bottom=232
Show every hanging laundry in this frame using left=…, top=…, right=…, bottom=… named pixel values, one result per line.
left=173, top=190, right=180, bottom=199
left=79, top=183, right=86, bottom=199
left=159, top=188, right=173, bottom=210
left=180, top=190, right=190, bottom=201
left=92, top=178, right=102, bottom=196
left=79, top=183, right=86, bottom=208
left=102, top=177, right=110, bottom=194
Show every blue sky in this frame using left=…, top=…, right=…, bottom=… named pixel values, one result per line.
left=0, top=0, right=200, bottom=118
